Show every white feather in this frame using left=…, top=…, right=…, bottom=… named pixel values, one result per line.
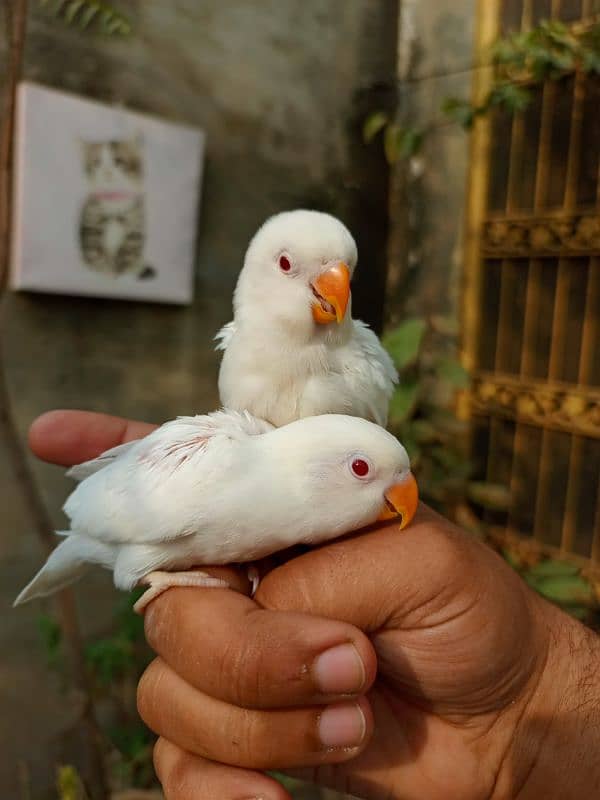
left=14, top=412, right=410, bottom=604
left=66, top=440, right=137, bottom=481
left=216, top=209, right=398, bottom=427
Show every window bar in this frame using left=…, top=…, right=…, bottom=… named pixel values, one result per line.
left=497, top=0, right=531, bottom=526
left=464, top=0, right=501, bottom=489
left=461, top=0, right=500, bottom=378
left=592, top=474, right=600, bottom=568
left=507, top=0, right=560, bottom=534
left=561, top=257, right=598, bottom=555
left=580, top=104, right=600, bottom=562
left=534, top=58, right=587, bottom=544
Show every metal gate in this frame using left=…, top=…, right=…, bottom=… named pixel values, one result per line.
left=462, top=0, right=600, bottom=573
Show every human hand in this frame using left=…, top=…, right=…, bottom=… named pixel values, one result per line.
left=30, top=410, right=600, bottom=800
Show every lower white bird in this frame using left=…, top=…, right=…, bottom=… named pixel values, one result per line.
left=15, top=410, right=418, bottom=613
left=216, top=210, right=398, bottom=427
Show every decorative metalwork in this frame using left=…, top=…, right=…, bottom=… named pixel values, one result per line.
left=462, top=1, right=600, bottom=570
left=471, top=373, right=600, bottom=439
left=482, top=213, right=600, bottom=258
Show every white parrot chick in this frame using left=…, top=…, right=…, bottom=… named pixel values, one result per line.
left=216, top=210, right=398, bottom=427
left=14, top=410, right=418, bottom=614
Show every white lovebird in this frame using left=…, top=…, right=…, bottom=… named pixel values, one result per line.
left=15, top=410, right=418, bottom=613
left=216, top=210, right=399, bottom=427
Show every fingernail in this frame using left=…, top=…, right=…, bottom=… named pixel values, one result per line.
left=313, top=643, right=365, bottom=694
left=318, top=702, right=366, bottom=749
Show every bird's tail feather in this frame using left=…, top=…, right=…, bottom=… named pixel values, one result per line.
left=14, top=533, right=113, bottom=606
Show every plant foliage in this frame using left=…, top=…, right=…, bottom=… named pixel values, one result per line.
left=39, top=589, right=156, bottom=791
left=57, top=765, right=89, bottom=800
left=37, top=0, right=131, bottom=35
left=366, top=19, right=600, bottom=160
left=383, top=317, right=500, bottom=529
left=501, top=548, right=597, bottom=622
left=382, top=320, right=599, bottom=625
left=444, top=19, right=600, bottom=128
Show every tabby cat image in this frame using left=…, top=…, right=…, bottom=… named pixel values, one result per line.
left=79, top=134, right=155, bottom=279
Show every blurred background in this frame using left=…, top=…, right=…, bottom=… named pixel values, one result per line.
left=0, top=1, right=598, bottom=798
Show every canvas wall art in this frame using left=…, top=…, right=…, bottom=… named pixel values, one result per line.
left=11, top=82, right=205, bottom=304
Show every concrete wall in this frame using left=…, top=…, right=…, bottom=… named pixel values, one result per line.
left=0, top=2, right=397, bottom=796
left=386, top=0, right=476, bottom=324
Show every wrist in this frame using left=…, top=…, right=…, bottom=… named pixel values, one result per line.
left=495, top=599, right=600, bottom=799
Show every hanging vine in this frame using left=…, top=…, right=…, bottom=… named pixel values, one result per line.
left=37, top=0, right=131, bottom=35
left=365, top=19, right=600, bottom=162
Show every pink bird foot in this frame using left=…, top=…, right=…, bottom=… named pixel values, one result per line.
left=134, top=569, right=229, bottom=614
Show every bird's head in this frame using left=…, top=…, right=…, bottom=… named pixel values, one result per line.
left=235, top=210, right=358, bottom=335
left=265, top=415, right=419, bottom=542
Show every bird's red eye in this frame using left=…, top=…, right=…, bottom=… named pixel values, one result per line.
left=351, top=458, right=370, bottom=478
left=279, top=255, right=292, bottom=272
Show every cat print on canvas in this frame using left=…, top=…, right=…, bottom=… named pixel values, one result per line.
left=78, top=133, right=155, bottom=280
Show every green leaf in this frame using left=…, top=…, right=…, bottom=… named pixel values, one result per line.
left=467, top=481, right=511, bottom=511
left=64, top=0, right=84, bottom=22
left=78, top=3, right=99, bottom=27
left=85, top=636, right=134, bottom=684
left=383, top=318, right=427, bottom=370
left=363, top=111, right=389, bottom=143
left=527, top=574, right=594, bottom=606
left=489, top=82, right=531, bottom=113
left=383, top=123, right=402, bottom=164
left=268, top=772, right=303, bottom=791
left=435, top=357, right=470, bottom=389
left=528, top=559, right=580, bottom=579
left=398, top=127, right=425, bottom=158
left=501, top=547, right=524, bottom=572
left=109, top=721, right=153, bottom=760
left=564, top=606, right=590, bottom=621
left=442, top=96, right=477, bottom=129
left=57, top=765, right=88, bottom=800
left=38, top=0, right=132, bottom=35
left=388, top=380, right=420, bottom=425
left=37, top=613, right=62, bottom=667
left=114, top=589, right=146, bottom=642
left=411, top=419, right=439, bottom=444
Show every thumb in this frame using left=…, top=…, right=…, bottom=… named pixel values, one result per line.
left=255, top=504, right=469, bottom=632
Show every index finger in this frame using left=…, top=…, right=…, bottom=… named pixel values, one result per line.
left=28, top=409, right=157, bottom=467
left=143, top=584, right=377, bottom=710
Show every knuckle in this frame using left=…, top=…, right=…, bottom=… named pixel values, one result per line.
left=218, top=634, right=254, bottom=707
left=144, top=593, right=180, bottom=652
left=136, top=659, right=166, bottom=728
left=154, top=742, right=193, bottom=799
left=219, top=611, right=272, bottom=708
left=218, top=705, right=266, bottom=768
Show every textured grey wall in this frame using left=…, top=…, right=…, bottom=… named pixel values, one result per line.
left=387, top=0, right=476, bottom=323
left=1, top=2, right=397, bottom=797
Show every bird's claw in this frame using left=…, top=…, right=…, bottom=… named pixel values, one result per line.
left=134, top=569, right=229, bottom=614
left=247, top=565, right=260, bottom=597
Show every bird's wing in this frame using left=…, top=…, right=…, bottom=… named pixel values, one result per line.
left=345, top=321, right=399, bottom=426
left=214, top=320, right=236, bottom=351
left=66, top=441, right=138, bottom=481
left=63, top=409, right=273, bottom=545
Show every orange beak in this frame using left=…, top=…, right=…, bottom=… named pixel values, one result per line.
left=377, top=472, right=419, bottom=529
left=311, top=262, right=351, bottom=324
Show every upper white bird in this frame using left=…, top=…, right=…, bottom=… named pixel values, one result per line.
left=216, top=210, right=398, bottom=427
left=15, top=410, right=418, bottom=612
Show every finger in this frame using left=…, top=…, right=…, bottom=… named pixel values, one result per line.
left=144, top=586, right=376, bottom=709
left=138, top=658, right=373, bottom=770
left=28, top=409, right=157, bottom=466
left=256, top=504, right=477, bottom=631
left=153, top=737, right=292, bottom=800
